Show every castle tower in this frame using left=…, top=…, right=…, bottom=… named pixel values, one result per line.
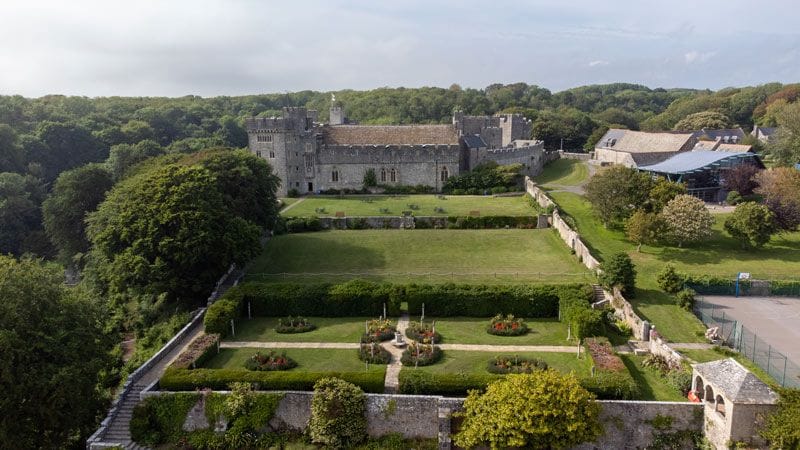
left=329, top=93, right=344, bottom=125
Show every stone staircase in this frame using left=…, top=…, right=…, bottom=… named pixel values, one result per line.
left=100, top=384, right=149, bottom=449
left=591, top=284, right=609, bottom=308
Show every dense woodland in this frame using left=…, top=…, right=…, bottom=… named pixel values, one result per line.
left=2, top=82, right=800, bottom=448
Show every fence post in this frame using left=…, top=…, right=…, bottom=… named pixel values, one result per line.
left=767, top=345, right=772, bottom=375
left=782, top=357, right=788, bottom=387
left=752, top=334, right=757, bottom=362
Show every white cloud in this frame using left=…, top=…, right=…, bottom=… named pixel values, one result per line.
left=589, top=60, right=610, bottom=67
left=684, top=50, right=717, bottom=64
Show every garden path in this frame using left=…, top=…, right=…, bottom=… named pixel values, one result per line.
left=219, top=341, right=577, bottom=352
left=279, top=197, right=305, bottom=213
left=381, top=313, right=410, bottom=393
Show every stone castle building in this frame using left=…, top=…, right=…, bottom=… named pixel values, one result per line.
left=246, top=105, right=546, bottom=196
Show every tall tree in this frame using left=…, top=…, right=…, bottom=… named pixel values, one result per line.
left=585, top=166, right=654, bottom=227
left=0, top=256, right=112, bottom=449
left=768, top=102, right=800, bottom=166
left=660, top=194, right=715, bottom=247
left=42, top=163, right=114, bottom=263
left=722, top=165, right=761, bottom=196
left=724, top=202, right=776, bottom=249
left=755, top=167, right=800, bottom=231
left=0, top=172, right=47, bottom=256
left=673, top=110, right=732, bottom=131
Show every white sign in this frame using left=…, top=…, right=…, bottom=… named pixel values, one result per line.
left=739, top=272, right=751, bottom=280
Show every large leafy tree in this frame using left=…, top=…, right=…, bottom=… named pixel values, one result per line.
left=86, top=150, right=278, bottom=305
left=585, top=166, right=654, bottom=227
left=598, top=252, right=637, bottom=296
left=673, top=110, right=732, bottom=131
left=755, top=167, right=800, bottom=232
left=0, top=256, right=112, bottom=449
left=42, top=163, right=114, bottom=264
left=454, top=371, right=602, bottom=450
left=722, top=164, right=761, bottom=196
left=660, top=194, right=715, bottom=247
left=0, top=172, right=48, bottom=256
left=647, top=178, right=687, bottom=213
left=724, top=202, right=776, bottom=249
left=768, top=102, right=800, bottom=166
left=625, top=210, right=666, bottom=252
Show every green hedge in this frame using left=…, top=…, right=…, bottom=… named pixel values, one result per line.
left=214, top=281, right=591, bottom=319
left=397, top=370, right=638, bottom=399
left=204, top=299, right=240, bottom=337
left=769, top=280, right=800, bottom=296
left=684, top=275, right=740, bottom=295
left=159, top=368, right=386, bottom=393
left=442, top=216, right=538, bottom=229
left=131, top=393, right=200, bottom=446
left=404, top=283, right=591, bottom=318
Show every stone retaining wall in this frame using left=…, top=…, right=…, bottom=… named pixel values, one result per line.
left=559, top=151, right=593, bottom=161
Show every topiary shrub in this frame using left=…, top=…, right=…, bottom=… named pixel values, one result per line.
left=486, top=314, right=529, bottom=336
left=358, top=342, right=391, bottom=364
left=487, top=356, right=548, bottom=374
left=726, top=190, right=742, bottom=205
left=309, top=377, right=367, bottom=448
left=598, top=252, right=637, bottom=297
left=275, top=316, right=316, bottom=333
left=401, top=342, right=442, bottom=366
left=244, top=351, right=297, bottom=371
left=657, top=264, right=685, bottom=294
left=676, top=288, right=696, bottom=310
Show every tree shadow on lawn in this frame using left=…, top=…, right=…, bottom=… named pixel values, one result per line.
left=247, top=232, right=387, bottom=280
left=653, top=230, right=800, bottom=268
left=621, top=355, right=657, bottom=401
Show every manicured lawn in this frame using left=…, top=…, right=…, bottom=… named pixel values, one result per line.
left=620, top=354, right=686, bottom=402
left=279, top=197, right=300, bottom=210
left=405, top=350, right=591, bottom=376
left=281, top=194, right=535, bottom=217
left=202, top=348, right=385, bottom=374
left=247, top=229, right=591, bottom=284
left=226, top=317, right=376, bottom=343
left=534, top=159, right=589, bottom=187
left=425, top=317, right=570, bottom=345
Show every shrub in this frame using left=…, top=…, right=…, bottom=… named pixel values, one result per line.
left=666, top=368, right=692, bottom=395
left=309, top=378, right=367, bottom=448
left=362, top=169, right=377, bottom=188
left=486, top=314, right=529, bottom=336
left=275, top=316, right=316, bottom=333
left=724, top=201, right=777, bottom=249
left=159, top=367, right=386, bottom=393
left=642, top=354, right=671, bottom=375
left=490, top=186, right=508, bottom=194
left=130, top=393, right=200, bottom=446
left=454, top=372, right=602, bottom=450
left=285, top=216, right=323, bottom=233
left=244, top=351, right=297, bottom=371
left=676, top=288, right=696, bottom=310
left=487, top=356, right=548, bottom=374
left=761, top=388, right=800, bottom=449
left=171, top=333, right=219, bottom=369
left=443, top=162, right=523, bottom=193
left=361, top=318, right=396, bottom=343
left=579, top=371, right=640, bottom=400
left=726, top=190, right=742, bottom=205
left=398, top=371, right=500, bottom=395
left=204, top=299, right=239, bottom=337
left=401, top=343, right=442, bottom=366
left=287, top=188, right=299, bottom=198
left=598, top=252, right=636, bottom=296
left=405, top=321, right=442, bottom=343
left=358, top=342, right=392, bottom=364
left=657, top=264, right=685, bottom=294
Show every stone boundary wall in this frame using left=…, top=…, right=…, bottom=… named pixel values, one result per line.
left=649, top=332, right=685, bottom=368
left=611, top=287, right=648, bottom=341
left=559, top=151, right=593, bottom=161
left=141, top=389, right=703, bottom=450
left=315, top=214, right=543, bottom=230
left=524, top=176, right=599, bottom=271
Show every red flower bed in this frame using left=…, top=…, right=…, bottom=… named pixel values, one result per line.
left=585, top=338, right=625, bottom=372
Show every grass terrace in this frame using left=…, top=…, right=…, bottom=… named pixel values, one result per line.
left=247, top=229, right=591, bottom=284
left=426, top=317, right=569, bottom=345
left=402, top=350, right=591, bottom=376
left=202, top=348, right=384, bottom=374
left=533, top=158, right=590, bottom=187
left=226, top=317, right=372, bottom=343
left=280, top=194, right=535, bottom=217
left=620, top=354, right=686, bottom=402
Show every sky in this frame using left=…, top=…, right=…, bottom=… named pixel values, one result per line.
left=1, top=0, right=799, bottom=98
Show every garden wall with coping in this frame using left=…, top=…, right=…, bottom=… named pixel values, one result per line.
left=312, top=215, right=544, bottom=230
left=559, top=151, right=593, bottom=161
left=139, top=388, right=706, bottom=449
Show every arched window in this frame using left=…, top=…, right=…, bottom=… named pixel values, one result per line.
left=380, top=168, right=386, bottom=182
left=440, top=166, right=449, bottom=182
left=331, top=170, right=339, bottom=182
left=694, top=376, right=705, bottom=400
left=704, top=385, right=714, bottom=404
left=269, top=151, right=275, bottom=158
left=715, top=395, right=726, bottom=417
left=390, top=168, right=397, bottom=182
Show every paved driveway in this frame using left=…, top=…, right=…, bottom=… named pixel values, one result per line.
left=699, top=295, right=800, bottom=363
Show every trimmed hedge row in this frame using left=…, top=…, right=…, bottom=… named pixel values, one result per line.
left=686, top=275, right=800, bottom=297
left=159, top=367, right=386, bottom=393
left=404, top=283, right=592, bottom=318
left=415, top=216, right=539, bottom=230
left=205, top=282, right=593, bottom=329
left=397, top=370, right=638, bottom=399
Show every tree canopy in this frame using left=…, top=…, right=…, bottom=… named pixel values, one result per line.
left=585, top=166, right=654, bottom=227
left=0, top=256, right=112, bottom=449
left=661, top=194, right=715, bottom=247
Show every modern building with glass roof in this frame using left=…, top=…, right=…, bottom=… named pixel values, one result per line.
left=638, top=150, right=764, bottom=202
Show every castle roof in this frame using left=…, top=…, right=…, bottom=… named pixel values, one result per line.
left=692, top=358, right=779, bottom=404
left=463, top=135, right=488, bottom=149
left=595, top=129, right=695, bottom=153
left=322, top=125, right=460, bottom=146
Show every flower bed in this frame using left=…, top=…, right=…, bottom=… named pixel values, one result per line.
left=405, top=321, right=442, bottom=343
left=401, top=343, right=442, bottom=366
left=171, top=333, right=219, bottom=369
left=486, top=314, right=529, bottom=336
left=360, top=318, right=396, bottom=343
left=275, top=316, right=317, bottom=334
left=584, top=338, right=625, bottom=372
left=487, top=355, right=548, bottom=374
left=358, top=342, right=392, bottom=364
left=244, top=351, right=298, bottom=371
